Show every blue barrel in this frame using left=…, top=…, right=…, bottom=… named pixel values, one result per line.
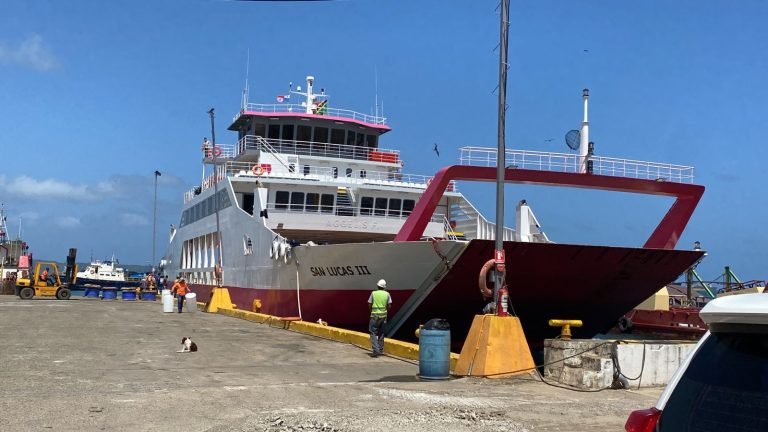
left=102, top=287, right=117, bottom=300
left=84, top=287, right=100, bottom=298
left=142, top=291, right=157, bottom=301
left=121, top=289, right=137, bottom=301
left=418, top=318, right=451, bottom=380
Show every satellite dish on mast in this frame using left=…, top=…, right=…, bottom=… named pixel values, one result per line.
left=565, top=129, right=581, bottom=151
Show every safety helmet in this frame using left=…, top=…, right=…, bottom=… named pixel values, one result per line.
left=377, top=279, right=387, bottom=289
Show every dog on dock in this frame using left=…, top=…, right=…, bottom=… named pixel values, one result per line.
left=178, top=337, right=198, bottom=353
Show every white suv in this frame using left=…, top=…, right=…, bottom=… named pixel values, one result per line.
left=625, top=293, right=768, bottom=431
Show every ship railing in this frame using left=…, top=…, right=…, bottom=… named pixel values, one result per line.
left=202, top=143, right=237, bottom=159
left=237, top=135, right=400, bottom=164
left=223, top=160, right=458, bottom=191
left=264, top=202, right=445, bottom=223
left=459, top=147, right=695, bottom=184
left=237, top=103, right=387, bottom=125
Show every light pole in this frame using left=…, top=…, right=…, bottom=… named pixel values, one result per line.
left=152, top=170, right=161, bottom=271
left=208, top=108, right=223, bottom=285
left=492, top=0, right=510, bottom=314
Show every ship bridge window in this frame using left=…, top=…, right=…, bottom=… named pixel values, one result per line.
left=388, top=198, right=402, bottom=217
left=360, top=196, right=373, bottom=216
left=331, top=128, right=345, bottom=145
left=297, top=125, right=311, bottom=141
left=306, top=193, right=319, bottom=212
left=346, top=130, right=355, bottom=146
left=268, top=124, right=281, bottom=139
left=253, top=123, right=266, bottom=138
left=290, top=192, right=305, bottom=211
left=282, top=124, right=294, bottom=141
left=403, top=199, right=415, bottom=216
left=367, top=134, right=377, bottom=148
left=356, top=133, right=365, bottom=147
left=320, top=194, right=334, bottom=213
left=275, top=191, right=289, bottom=210
left=313, top=127, right=329, bottom=143
left=374, top=198, right=387, bottom=216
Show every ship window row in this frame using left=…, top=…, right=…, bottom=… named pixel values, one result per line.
left=360, top=196, right=415, bottom=217
left=272, top=191, right=414, bottom=217
left=287, top=164, right=367, bottom=179
left=251, top=123, right=378, bottom=148
left=179, top=190, right=232, bottom=227
left=275, top=191, right=335, bottom=213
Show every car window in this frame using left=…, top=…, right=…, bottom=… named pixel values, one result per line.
left=659, top=327, right=768, bottom=431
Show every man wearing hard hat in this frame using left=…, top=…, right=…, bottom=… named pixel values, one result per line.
left=368, top=279, right=392, bottom=357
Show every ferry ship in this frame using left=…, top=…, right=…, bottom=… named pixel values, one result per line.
left=161, top=75, right=705, bottom=346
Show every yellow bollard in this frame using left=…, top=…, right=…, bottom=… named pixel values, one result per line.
left=548, top=319, right=583, bottom=340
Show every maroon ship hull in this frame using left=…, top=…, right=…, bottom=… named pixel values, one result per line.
left=394, top=240, right=705, bottom=347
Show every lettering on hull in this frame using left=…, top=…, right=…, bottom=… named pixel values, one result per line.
left=310, top=265, right=372, bottom=277
left=325, top=220, right=378, bottom=230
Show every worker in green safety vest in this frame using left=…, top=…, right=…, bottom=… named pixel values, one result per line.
left=368, top=279, right=392, bottom=358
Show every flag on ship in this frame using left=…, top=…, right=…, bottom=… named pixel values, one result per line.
left=316, top=99, right=328, bottom=115
left=276, top=94, right=290, bottom=103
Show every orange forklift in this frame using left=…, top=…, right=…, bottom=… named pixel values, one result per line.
left=16, top=248, right=78, bottom=300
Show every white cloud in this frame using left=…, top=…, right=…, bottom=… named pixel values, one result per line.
left=0, top=34, right=58, bottom=71
left=120, top=213, right=148, bottom=227
left=55, top=216, right=80, bottom=228
left=0, top=175, right=92, bottom=200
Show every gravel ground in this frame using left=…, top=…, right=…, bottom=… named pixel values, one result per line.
left=0, top=296, right=659, bottom=431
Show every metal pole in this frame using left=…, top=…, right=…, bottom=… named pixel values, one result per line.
left=493, top=0, right=510, bottom=312
left=152, top=170, right=160, bottom=270
left=208, top=109, right=223, bottom=276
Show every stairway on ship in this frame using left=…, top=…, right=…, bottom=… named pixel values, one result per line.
left=335, top=187, right=355, bottom=217
left=449, top=199, right=515, bottom=241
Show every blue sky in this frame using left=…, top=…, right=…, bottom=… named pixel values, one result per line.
left=1, top=1, right=765, bottom=281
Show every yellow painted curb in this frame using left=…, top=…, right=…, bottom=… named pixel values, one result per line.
left=204, top=305, right=460, bottom=370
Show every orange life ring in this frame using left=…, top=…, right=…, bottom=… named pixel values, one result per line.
left=478, top=258, right=505, bottom=299
left=252, top=165, right=264, bottom=176
left=213, top=146, right=222, bottom=157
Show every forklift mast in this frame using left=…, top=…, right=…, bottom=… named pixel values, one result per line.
left=64, top=248, right=77, bottom=286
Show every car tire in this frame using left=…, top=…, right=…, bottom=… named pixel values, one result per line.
left=56, top=288, right=72, bottom=300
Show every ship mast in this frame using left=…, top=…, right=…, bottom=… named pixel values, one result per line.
left=579, top=89, right=590, bottom=173
left=0, top=203, right=8, bottom=244
left=290, top=76, right=328, bottom=114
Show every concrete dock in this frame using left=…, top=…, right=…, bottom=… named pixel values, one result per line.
left=0, top=296, right=661, bottom=431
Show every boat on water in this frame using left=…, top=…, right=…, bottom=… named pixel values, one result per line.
left=161, top=75, right=705, bottom=347
left=74, top=256, right=142, bottom=290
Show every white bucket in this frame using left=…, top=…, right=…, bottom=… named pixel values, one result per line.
left=161, top=289, right=171, bottom=297
left=162, top=293, right=174, bottom=313
left=185, top=293, right=197, bottom=313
